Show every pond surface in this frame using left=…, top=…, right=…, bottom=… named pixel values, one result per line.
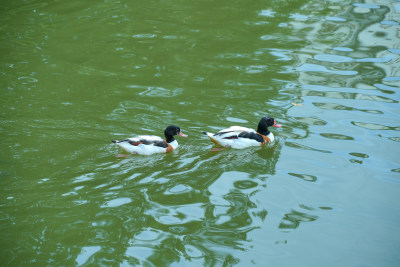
left=1, top=0, right=400, bottom=266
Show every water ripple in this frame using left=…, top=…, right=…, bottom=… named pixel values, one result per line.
left=351, top=121, right=400, bottom=131
left=296, top=63, right=358, bottom=75
left=101, top=197, right=132, bottom=208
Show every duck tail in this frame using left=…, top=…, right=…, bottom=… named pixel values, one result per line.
left=202, top=132, right=220, bottom=145
left=203, top=132, right=214, bottom=138
left=112, top=138, right=130, bottom=143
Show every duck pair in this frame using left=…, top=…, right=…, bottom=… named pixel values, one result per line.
left=112, top=116, right=282, bottom=155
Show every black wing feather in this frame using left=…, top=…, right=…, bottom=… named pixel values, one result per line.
left=238, top=132, right=264, bottom=142
left=214, top=130, right=234, bottom=136
left=153, top=140, right=169, bottom=148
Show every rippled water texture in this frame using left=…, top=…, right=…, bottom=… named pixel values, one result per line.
left=1, top=0, right=400, bottom=266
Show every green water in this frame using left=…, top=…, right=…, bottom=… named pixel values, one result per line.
left=1, top=0, right=400, bottom=266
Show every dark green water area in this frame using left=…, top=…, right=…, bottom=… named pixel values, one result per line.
left=1, top=0, right=399, bottom=266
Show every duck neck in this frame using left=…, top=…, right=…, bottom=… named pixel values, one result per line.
left=257, top=127, right=270, bottom=136
left=165, top=135, right=175, bottom=143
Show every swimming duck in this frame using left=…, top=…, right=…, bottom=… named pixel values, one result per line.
left=112, top=125, right=188, bottom=155
left=203, top=116, right=282, bottom=149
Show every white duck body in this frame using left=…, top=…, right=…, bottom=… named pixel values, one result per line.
left=203, top=126, right=274, bottom=149
left=112, top=125, right=187, bottom=155
left=203, top=116, right=281, bottom=149
left=114, top=135, right=178, bottom=155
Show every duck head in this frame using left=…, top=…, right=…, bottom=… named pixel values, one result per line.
left=257, top=116, right=282, bottom=135
left=164, top=125, right=188, bottom=143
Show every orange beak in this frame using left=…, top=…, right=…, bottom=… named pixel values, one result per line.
left=273, top=120, right=282, bottom=128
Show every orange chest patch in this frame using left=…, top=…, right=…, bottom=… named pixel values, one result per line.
left=165, top=143, right=174, bottom=153
left=260, top=134, right=271, bottom=145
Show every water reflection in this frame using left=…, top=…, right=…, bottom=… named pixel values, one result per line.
left=288, top=173, right=317, bottom=182
left=121, top=148, right=281, bottom=265
left=25, top=140, right=282, bottom=266
left=279, top=209, right=318, bottom=230
left=284, top=0, right=400, bottom=163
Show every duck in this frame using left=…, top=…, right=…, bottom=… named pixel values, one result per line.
left=112, top=125, right=188, bottom=155
left=203, top=116, right=282, bottom=149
